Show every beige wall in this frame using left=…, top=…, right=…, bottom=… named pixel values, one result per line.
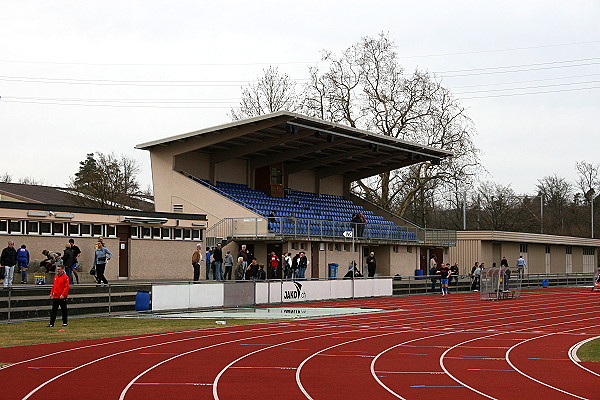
left=173, top=152, right=210, bottom=180
left=319, top=175, right=344, bottom=196
left=129, top=239, right=195, bottom=280
left=288, top=170, right=315, bottom=193
left=216, top=159, right=248, bottom=185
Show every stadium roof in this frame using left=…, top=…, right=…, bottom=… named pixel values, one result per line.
left=136, top=111, right=452, bottom=181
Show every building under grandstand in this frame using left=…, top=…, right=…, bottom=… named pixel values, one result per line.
left=137, top=111, right=457, bottom=278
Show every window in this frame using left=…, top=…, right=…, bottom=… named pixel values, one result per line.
left=354, top=244, right=360, bottom=253
left=183, top=229, right=191, bottom=240
left=9, top=220, right=22, bottom=234
left=327, top=243, right=334, bottom=251
left=92, top=224, right=103, bottom=236
left=81, top=224, right=92, bottom=236
left=0, top=220, right=7, bottom=234
left=40, top=222, right=52, bottom=235
left=520, top=244, right=528, bottom=253
left=173, top=204, right=184, bottom=213
left=392, top=246, right=399, bottom=253
left=161, top=228, right=170, bottom=239
left=545, top=245, right=551, bottom=254
left=68, top=223, right=80, bottom=236
left=343, top=243, right=350, bottom=252
left=174, top=228, right=183, bottom=239
left=566, top=246, right=572, bottom=255
left=406, top=246, right=413, bottom=253
left=53, top=222, right=64, bottom=235
left=584, top=247, right=595, bottom=256
left=152, top=227, right=161, bottom=238
left=130, top=226, right=139, bottom=238
left=26, top=221, right=39, bottom=234
left=334, top=243, right=341, bottom=251
left=106, top=225, right=117, bottom=237
left=192, top=229, right=201, bottom=240
left=300, top=242, right=305, bottom=250
left=142, top=227, right=152, bottom=238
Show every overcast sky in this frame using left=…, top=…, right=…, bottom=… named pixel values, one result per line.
left=1, top=1, right=599, bottom=195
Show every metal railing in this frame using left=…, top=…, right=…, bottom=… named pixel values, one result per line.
left=207, top=216, right=456, bottom=246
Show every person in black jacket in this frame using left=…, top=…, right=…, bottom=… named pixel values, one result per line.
left=255, top=265, right=266, bottom=281
left=1, top=241, right=18, bottom=288
left=366, top=252, right=376, bottom=277
left=212, top=243, right=224, bottom=280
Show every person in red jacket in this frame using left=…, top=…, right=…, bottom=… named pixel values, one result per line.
left=47, top=264, right=70, bottom=327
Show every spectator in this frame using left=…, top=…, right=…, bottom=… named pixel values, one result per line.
left=450, top=263, right=459, bottom=286
left=68, top=239, right=81, bottom=284
left=192, top=244, right=202, bottom=281
left=516, top=255, right=526, bottom=277
left=213, top=243, right=224, bottom=280
left=472, top=263, right=483, bottom=292
left=291, top=253, right=300, bottom=279
left=205, top=247, right=212, bottom=280
left=238, top=244, right=249, bottom=274
left=93, top=241, right=112, bottom=286
left=283, top=252, right=292, bottom=279
left=438, top=263, right=451, bottom=296
left=1, top=241, right=17, bottom=288
left=429, top=264, right=438, bottom=292
left=61, top=243, right=76, bottom=284
left=430, top=254, right=438, bottom=271
left=256, top=265, right=266, bottom=281
left=471, top=262, right=479, bottom=277
left=40, top=249, right=61, bottom=273
left=268, top=211, right=277, bottom=231
left=298, top=251, right=308, bottom=279
left=366, top=251, right=376, bottom=277
left=504, top=267, right=511, bottom=292
left=246, top=258, right=259, bottom=280
left=344, top=261, right=363, bottom=278
left=269, top=251, right=279, bottom=279
left=235, top=257, right=245, bottom=280
left=17, top=244, right=30, bottom=284
left=351, top=212, right=366, bottom=238
left=47, top=264, right=69, bottom=327
left=223, top=250, right=234, bottom=280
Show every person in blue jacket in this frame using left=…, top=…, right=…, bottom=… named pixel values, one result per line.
left=17, top=244, right=30, bottom=284
left=93, top=241, right=113, bottom=286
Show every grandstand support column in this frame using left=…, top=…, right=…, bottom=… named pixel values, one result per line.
left=209, top=153, right=216, bottom=185
left=343, top=177, right=352, bottom=198
left=315, top=175, right=321, bottom=196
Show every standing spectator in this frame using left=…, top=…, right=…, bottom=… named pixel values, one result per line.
left=471, top=262, right=479, bottom=276
left=430, top=254, right=438, bottom=271
left=1, top=241, right=17, bottom=288
left=47, top=264, right=70, bottom=327
left=438, top=263, right=452, bottom=296
left=238, top=245, right=250, bottom=276
left=17, top=244, right=30, bottom=284
left=298, top=251, right=308, bottom=279
left=450, top=263, right=460, bottom=286
left=235, top=257, right=245, bottom=280
left=68, top=239, right=81, bottom=284
left=267, top=211, right=277, bottom=231
left=516, top=255, right=526, bottom=277
left=269, top=251, right=280, bottom=279
left=500, top=256, right=509, bottom=268
left=96, top=236, right=105, bottom=249
left=213, top=243, right=224, bottom=280
left=246, top=258, right=259, bottom=280
left=366, top=251, right=377, bottom=277
left=192, top=244, right=202, bottom=281
left=291, top=253, right=300, bottom=279
left=223, top=250, right=234, bottom=280
left=93, top=241, right=112, bottom=286
left=504, top=267, right=512, bottom=292
left=205, top=247, right=212, bottom=280
left=283, top=252, right=292, bottom=279
left=256, top=265, right=266, bottom=281
left=429, top=264, right=439, bottom=292
left=61, top=243, right=76, bottom=284
left=472, top=263, right=483, bottom=292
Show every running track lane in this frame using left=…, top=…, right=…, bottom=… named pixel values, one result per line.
left=1, top=291, right=598, bottom=399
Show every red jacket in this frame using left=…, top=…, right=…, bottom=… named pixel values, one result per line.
left=51, top=273, right=70, bottom=298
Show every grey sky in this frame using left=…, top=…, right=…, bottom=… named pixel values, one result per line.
left=1, top=1, right=599, bottom=195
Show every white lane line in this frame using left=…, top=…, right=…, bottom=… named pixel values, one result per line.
left=505, top=326, right=600, bottom=399
left=568, top=336, right=600, bottom=377
left=133, top=382, right=212, bottom=386
left=229, top=366, right=297, bottom=370
left=316, top=354, right=376, bottom=358
left=377, top=371, right=445, bottom=374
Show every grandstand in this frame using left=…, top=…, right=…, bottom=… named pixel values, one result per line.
left=137, top=111, right=456, bottom=278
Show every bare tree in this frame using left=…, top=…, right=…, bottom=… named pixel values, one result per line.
left=536, top=175, right=573, bottom=234
left=230, top=66, right=299, bottom=120
left=575, top=161, right=599, bottom=203
left=303, top=33, right=480, bottom=217
left=67, top=152, right=142, bottom=209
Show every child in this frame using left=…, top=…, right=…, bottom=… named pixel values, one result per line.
left=17, top=244, right=29, bottom=284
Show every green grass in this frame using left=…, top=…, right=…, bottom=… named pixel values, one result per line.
left=577, top=338, right=600, bottom=362
left=0, top=317, right=270, bottom=349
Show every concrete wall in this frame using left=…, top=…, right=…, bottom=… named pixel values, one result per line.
left=287, top=170, right=315, bottom=193
left=173, top=152, right=210, bottom=180
left=216, top=159, right=248, bottom=185
left=129, top=239, right=195, bottom=280
left=319, top=175, right=344, bottom=196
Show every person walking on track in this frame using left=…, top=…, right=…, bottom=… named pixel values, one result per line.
left=47, top=264, right=70, bottom=327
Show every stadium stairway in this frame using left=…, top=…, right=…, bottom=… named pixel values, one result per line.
left=0, top=283, right=151, bottom=321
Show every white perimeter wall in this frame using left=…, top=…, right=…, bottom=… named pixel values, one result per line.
left=152, top=278, right=393, bottom=311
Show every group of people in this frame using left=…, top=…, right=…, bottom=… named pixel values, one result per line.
left=428, top=255, right=458, bottom=296
left=0, top=237, right=113, bottom=288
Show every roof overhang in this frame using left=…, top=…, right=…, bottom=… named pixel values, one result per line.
left=136, top=111, right=453, bottom=180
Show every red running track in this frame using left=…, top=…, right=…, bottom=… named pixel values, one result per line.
left=1, top=289, right=599, bottom=399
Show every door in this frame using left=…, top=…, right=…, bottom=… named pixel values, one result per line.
left=311, top=242, right=320, bottom=279
left=266, top=243, right=283, bottom=279
left=117, top=225, right=130, bottom=279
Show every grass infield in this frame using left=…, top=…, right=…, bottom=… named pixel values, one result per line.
left=0, top=317, right=271, bottom=349
left=577, top=338, right=600, bottom=362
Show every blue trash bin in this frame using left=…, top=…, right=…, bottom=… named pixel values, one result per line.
left=328, top=263, right=339, bottom=279
left=136, top=291, right=151, bottom=311
left=542, top=279, right=549, bottom=288
left=415, top=269, right=424, bottom=280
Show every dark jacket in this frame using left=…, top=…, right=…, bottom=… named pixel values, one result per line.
left=256, top=269, right=266, bottom=281
left=213, top=247, right=223, bottom=263
left=298, top=256, right=308, bottom=269
left=62, top=247, right=76, bottom=267
left=1, top=246, right=17, bottom=266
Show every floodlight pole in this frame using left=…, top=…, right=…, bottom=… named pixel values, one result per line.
left=352, top=231, right=355, bottom=299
